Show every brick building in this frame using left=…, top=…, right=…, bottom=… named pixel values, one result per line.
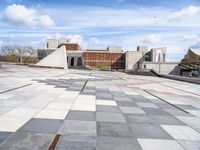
left=38, top=38, right=125, bottom=70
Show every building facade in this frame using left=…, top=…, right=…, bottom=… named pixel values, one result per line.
left=37, top=37, right=172, bottom=73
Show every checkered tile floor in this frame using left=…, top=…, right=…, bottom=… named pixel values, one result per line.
left=0, top=64, right=200, bottom=150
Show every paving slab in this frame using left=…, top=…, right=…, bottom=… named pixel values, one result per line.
left=65, top=111, right=96, bottom=121
left=96, top=112, right=126, bottom=123
left=0, top=132, right=54, bottom=150
left=58, top=120, right=96, bottom=136
left=129, top=123, right=173, bottom=139
left=138, top=139, right=184, bottom=150
left=97, top=136, right=142, bottom=150
left=19, top=118, right=63, bottom=134
left=1, top=65, right=200, bottom=149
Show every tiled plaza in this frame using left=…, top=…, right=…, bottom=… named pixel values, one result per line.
left=0, top=64, right=200, bottom=150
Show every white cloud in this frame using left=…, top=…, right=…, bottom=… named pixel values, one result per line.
left=0, top=41, right=4, bottom=46
left=65, top=34, right=88, bottom=49
left=90, top=37, right=101, bottom=45
left=3, top=4, right=55, bottom=27
left=168, top=5, right=200, bottom=20
left=184, top=34, right=199, bottom=41
left=142, top=34, right=162, bottom=44
left=191, top=41, right=200, bottom=49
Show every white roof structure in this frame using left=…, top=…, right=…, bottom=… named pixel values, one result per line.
left=190, top=48, right=200, bottom=56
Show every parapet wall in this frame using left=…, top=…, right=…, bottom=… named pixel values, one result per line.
left=142, top=62, right=180, bottom=75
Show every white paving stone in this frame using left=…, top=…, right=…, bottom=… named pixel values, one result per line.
left=96, top=100, right=117, bottom=106
left=34, top=108, right=69, bottom=120
left=2, top=107, right=40, bottom=118
left=0, top=116, right=30, bottom=132
left=161, top=125, right=200, bottom=141
left=71, top=104, right=96, bottom=112
left=138, top=138, right=184, bottom=150
left=46, top=102, right=72, bottom=109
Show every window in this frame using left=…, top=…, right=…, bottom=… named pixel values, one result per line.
left=163, top=54, right=166, bottom=62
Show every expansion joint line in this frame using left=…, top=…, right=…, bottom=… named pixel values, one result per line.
left=0, top=84, right=32, bottom=94
left=143, top=89, right=189, bottom=114
left=161, top=84, right=200, bottom=97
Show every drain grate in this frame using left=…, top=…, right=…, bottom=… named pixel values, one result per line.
left=48, top=134, right=61, bottom=150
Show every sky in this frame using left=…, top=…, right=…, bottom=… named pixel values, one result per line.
left=0, top=0, right=200, bottom=61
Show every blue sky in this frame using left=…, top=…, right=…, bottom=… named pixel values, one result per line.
left=1, top=0, right=200, bottom=61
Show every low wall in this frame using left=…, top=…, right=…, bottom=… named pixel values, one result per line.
left=142, top=62, right=180, bottom=75
left=159, top=74, right=200, bottom=85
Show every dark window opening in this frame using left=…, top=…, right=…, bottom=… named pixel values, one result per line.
left=71, top=57, right=74, bottom=66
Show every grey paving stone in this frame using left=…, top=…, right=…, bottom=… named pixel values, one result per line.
left=0, top=132, right=12, bottom=144
left=164, top=108, right=193, bottom=116
left=110, top=91, right=126, bottom=97
left=143, top=108, right=171, bottom=115
left=56, top=135, right=96, bottom=150
left=97, top=136, right=142, bottom=150
left=156, top=103, right=176, bottom=109
left=177, top=140, right=200, bottom=150
left=136, top=102, right=159, bottom=108
left=96, top=93, right=113, bottom=99
left=81, top=90, right=96, bottom=95
left=148, top=98, right=166, bottom=104
left=119, top=106, right=146, bottom=114
left=58, top=120, right=96, bottom=136
left=96, top=106, right=120, bottom=113
left=96, top=112, right=126, bottom=123
left=175, top=104, right=199, bottom=110
left=113, top=96, right=132, bottom=102
left=0, top=132, right=53, bottom=150
left=117, top=101, right=138, bottom=107
left=125, top=114, right=155, bottom=124
left=129, top=96, right=150, bottom=102
left=65, top=111, right=96, bottom=121
left=97, top=122, right=133, bottom=137
left=19, top=118, right=63, bottom=134
left=129, top=123, right=173, bottom=139
left=150, top=115, right=185, bottom=125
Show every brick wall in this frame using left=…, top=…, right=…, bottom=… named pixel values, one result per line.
left=83, top=51, right=125, bottom=69
left=60, top=44, right=81, bottom=51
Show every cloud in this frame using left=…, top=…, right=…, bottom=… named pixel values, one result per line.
left=168, top=5, right=200, bottom=20
left=184, top=34, right=199, bottom=41
left=65, top=34, right=88, bottom=49
left=0, top=41, right=4, bottom=46
left=190, top=41, right=200, bottom=49
left=89, top=37, right=101, bottom=45
left=184, top=34, right=200, bottom=49
left=142, top=34, right=161, bottom=44
left=3, top=4, right=55, bottom=27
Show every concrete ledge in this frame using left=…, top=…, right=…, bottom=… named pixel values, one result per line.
left=29, top=64, right=65, bottom=69
left=158, top=74, right=200, bottom=85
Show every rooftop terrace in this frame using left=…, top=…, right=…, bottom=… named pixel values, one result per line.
left=0, top=64, right=200, bottom=150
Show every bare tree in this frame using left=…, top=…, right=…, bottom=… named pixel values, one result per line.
left=1, top=45, right=35, bottom=63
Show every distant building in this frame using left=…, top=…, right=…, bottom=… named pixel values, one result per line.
left=37, top=38, right=125, bottom=69
left=150, top=47, right=167, bottom=62
left=37, top=37, right=178, bottom=75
